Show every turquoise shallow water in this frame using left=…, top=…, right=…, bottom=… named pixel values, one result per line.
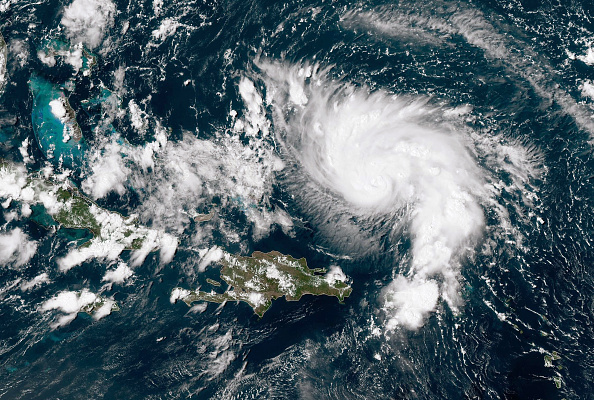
left=1, top=0, right=594, bottom=398
left=29, top=74, right=86, bottom=169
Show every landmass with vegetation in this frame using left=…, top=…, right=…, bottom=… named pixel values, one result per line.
left=172, top=250, right=352, bottom=316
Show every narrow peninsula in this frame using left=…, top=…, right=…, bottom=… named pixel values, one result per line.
left=0, top=32, right=7, bottom=93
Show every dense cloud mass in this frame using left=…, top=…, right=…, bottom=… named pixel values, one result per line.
left=0, top=228, right=37, bottom=268
left=61, top=0, right=116, bottom=49
left=2, top=0, right=594, bottom=396
left=252, top=59, right=539, bottom=329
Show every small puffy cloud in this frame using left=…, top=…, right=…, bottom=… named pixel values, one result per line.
left=581, top=80, right=594, bottom=101
left=325, top=265, right=347, bottom=285
left=102, top=262, right=133, bottom=284
left=170, top=287, right=190, bottom=304
left=578, top=46, right=594, bottom=66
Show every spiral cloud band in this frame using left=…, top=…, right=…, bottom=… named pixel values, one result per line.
left=250, top=60, right=493, bottom=329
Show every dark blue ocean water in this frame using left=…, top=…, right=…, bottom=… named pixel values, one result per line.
left=1, top=0, right=594, bottom=398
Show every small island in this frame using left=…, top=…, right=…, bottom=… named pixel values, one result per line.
left=172, top=251, right=352, bottom=317
left=193, top=210, right=215, bottom=222
left=42, top=289, right=120, bottom=327
left=0, top=32, right=7, bottom=93
left=81, top=296, right=120, bottom=316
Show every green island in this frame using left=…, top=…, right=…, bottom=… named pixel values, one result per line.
left=206, top=278, right=221, bottom=287
left=0, top=161, right=176, bottom=269
left=172, top=250, right=352, bottom=317
left=81, top=296, right=120, bottom=316
left=42, top=290, right=120, bottom=323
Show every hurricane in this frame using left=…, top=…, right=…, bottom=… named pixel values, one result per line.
left=251, top=59, right=540, bottom=330
left=1, top=0, right=594, bottom=398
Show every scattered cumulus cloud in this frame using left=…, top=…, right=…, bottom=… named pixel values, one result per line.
left=0, top=228, right=37, bottom=268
